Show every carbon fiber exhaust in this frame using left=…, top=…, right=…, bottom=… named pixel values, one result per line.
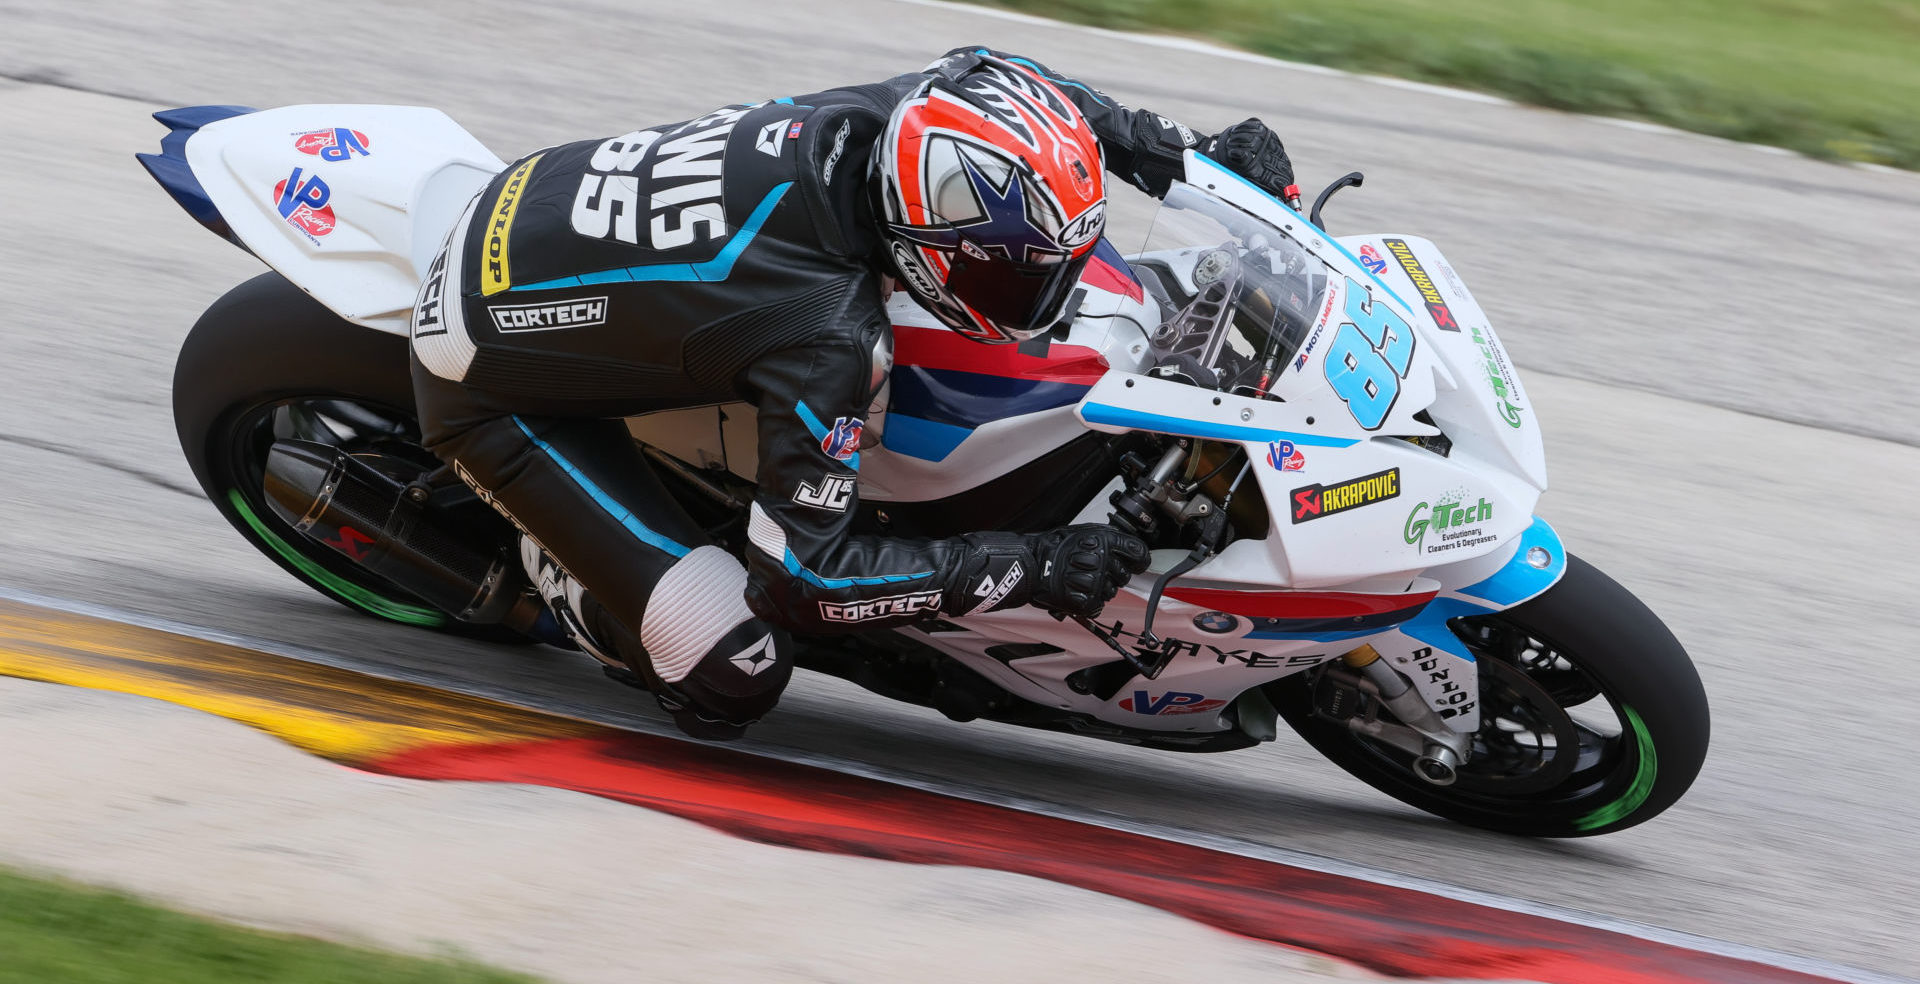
left=261, top=439, right=538, bottom=629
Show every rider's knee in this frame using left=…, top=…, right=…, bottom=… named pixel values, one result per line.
left=639, top=545, right=794, bottom=739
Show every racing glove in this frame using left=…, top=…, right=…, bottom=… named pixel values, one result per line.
left=938, top=526, right=1150, bottom=619
left=1203, top=118, right=1295, bottom=201
left=1028, top=524, right=1152, bottom=618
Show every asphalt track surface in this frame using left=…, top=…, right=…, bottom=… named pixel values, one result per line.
left=2, top=0, right=1918, bottom=977
left=0, top=596, right=1863, bottom=984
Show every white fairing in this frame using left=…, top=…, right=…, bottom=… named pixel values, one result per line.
left=180, top=110, right=1559, bottom=738
left=847, top=154, right=1562, bottom=735
left=185, top=104, right=505, bottom=334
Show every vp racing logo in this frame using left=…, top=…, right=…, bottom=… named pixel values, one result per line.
left=1120, top=691, right=1226, bottom=715
left=821, top=416, right=862, bottom=461
left=292, top=127, right=371, bottom=162
left=272, top=167, right=336, bottom=241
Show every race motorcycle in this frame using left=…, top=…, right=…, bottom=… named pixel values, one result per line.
left=140, top=103, right=1708, bottom=837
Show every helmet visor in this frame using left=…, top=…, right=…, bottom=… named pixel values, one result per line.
left=944, top=239, right=1092, bottom=337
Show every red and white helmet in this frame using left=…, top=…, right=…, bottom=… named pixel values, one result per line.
left=874, top=56, right=1108, bottom=344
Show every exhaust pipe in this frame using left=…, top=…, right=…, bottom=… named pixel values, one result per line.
left=261, top=440, right=538, bottom=630
left=1414, top=744, right=1460, bottom=786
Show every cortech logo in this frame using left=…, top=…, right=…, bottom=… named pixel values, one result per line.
left=964, top=561, right=1024, bottom=616
left=821, top=119, right=851, bottom=185
left=819, top=590, right=942, bottom=623
left=486, top=297, right=609, bottom=333
left=413, top=250, right=449, bottom=338
left=481, top=154, right=543, bottom=296
left=1382, top=239, right=1460, bottom=331
left=1290, top=468, right=1400, bottom=523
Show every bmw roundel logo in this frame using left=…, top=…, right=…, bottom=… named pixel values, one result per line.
left=1193, top=611, right=1238, bottom=634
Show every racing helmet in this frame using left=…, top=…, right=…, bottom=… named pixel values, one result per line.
left=873, top=56, right=1108, bottom=344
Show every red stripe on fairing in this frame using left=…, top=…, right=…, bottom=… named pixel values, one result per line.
left=1083, top=253, right=1144, bottom=302
left=892, top=324, right=1108, bottom=384
left=366, top=734, right=1840, bottom=984
left=1165, top=586, right=1439, bottom=620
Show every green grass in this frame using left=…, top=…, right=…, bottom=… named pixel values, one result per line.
left=0, top=866, right=539, bottom=984
left=969, top=0, right=1920, bottom=169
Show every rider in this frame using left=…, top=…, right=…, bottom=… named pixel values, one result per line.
left=409, top=46, right=1297, bottom=739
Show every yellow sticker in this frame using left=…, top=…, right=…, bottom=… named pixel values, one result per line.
left=479, top=153, right=543, bottom=296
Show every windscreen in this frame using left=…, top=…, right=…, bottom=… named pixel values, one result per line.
left=1127, top=182, right=1331, bottom=397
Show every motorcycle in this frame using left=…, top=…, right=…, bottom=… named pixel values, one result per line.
left=140, top=103, right=1708, bottom=837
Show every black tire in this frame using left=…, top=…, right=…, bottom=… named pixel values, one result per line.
left=1272, top=554, right=1709, bottom=836
left=173, top=271, right=518, bottom=637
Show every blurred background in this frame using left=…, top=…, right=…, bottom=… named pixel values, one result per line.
left=1, top=0, right=1916, bottom=981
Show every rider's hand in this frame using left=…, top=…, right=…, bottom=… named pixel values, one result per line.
left=1204, top=118, right=1294, bottom=201
left=1029, top=525, right=1151, bottom=618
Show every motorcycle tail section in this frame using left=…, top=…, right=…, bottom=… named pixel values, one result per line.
left=141, top=104, right=506, bottom=334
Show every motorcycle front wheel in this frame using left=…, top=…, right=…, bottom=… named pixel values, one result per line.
left=1270, top=554, right=1709, bottom=837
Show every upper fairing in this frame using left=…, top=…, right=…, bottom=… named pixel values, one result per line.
left=858, top=238, right=1157, bottom=500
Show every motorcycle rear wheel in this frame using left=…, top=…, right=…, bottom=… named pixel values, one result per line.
left=1271, top=554, right=1709, bottom=837
left=172, top=272, right=522, bottom=638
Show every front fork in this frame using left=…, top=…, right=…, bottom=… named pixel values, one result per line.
left=1315, top=517, right=1569, bottom=784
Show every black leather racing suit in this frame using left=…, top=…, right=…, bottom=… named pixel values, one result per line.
left=409, top=47, right=1214, bottom=734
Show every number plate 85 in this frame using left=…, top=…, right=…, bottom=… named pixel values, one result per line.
left=1322, top=278, right=1415, bottom=430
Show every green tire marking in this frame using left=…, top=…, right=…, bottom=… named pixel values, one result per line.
left=226, top=489, right=447, bottom=628
left=1572, top=704, right=1658, bottom=831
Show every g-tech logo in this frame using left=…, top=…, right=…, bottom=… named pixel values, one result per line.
left=486, top=297, right=609, bottom=332
left=273, top=167, right=335, bottom=240
left=293, top=128, right=371, bottom=162
left=819, top=590, right=942, bottom=623
left=1382, top=239, right=1459, bottom=331
left=1403, top=496, right=1496, bottom=554
left=1290, top=468, right=1400, bottom=524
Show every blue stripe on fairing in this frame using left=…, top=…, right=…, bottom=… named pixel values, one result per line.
left=881, top=414, right=973, bottom=462
left=1458, top=516, right=1566, bottom=606
left=1080, top=402, right=1358, bottom=447
left=1394, top=518, right=1567, bottom=657
left=511, top=183, right=793, bottom=291
left=1394, top=597, right=1484, bottom=662
left=1185, top=155, right=1412, bottom=312
left=890, top=367, right=1091, bottom=430
left=782, top=548, right=933, bottom=589
left=1247, top=521, right=1561, bottom=654
left=795, top=400, right=859, bottom=470
left=511, top=417, right=690, bottom=559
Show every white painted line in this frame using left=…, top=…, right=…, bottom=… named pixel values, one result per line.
left=1, top=583, right=1909, bottom=984
left=889, top=0, right=1920, bottom=182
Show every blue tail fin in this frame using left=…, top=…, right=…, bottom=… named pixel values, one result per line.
left=135, top=105, right=258, bottom=251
